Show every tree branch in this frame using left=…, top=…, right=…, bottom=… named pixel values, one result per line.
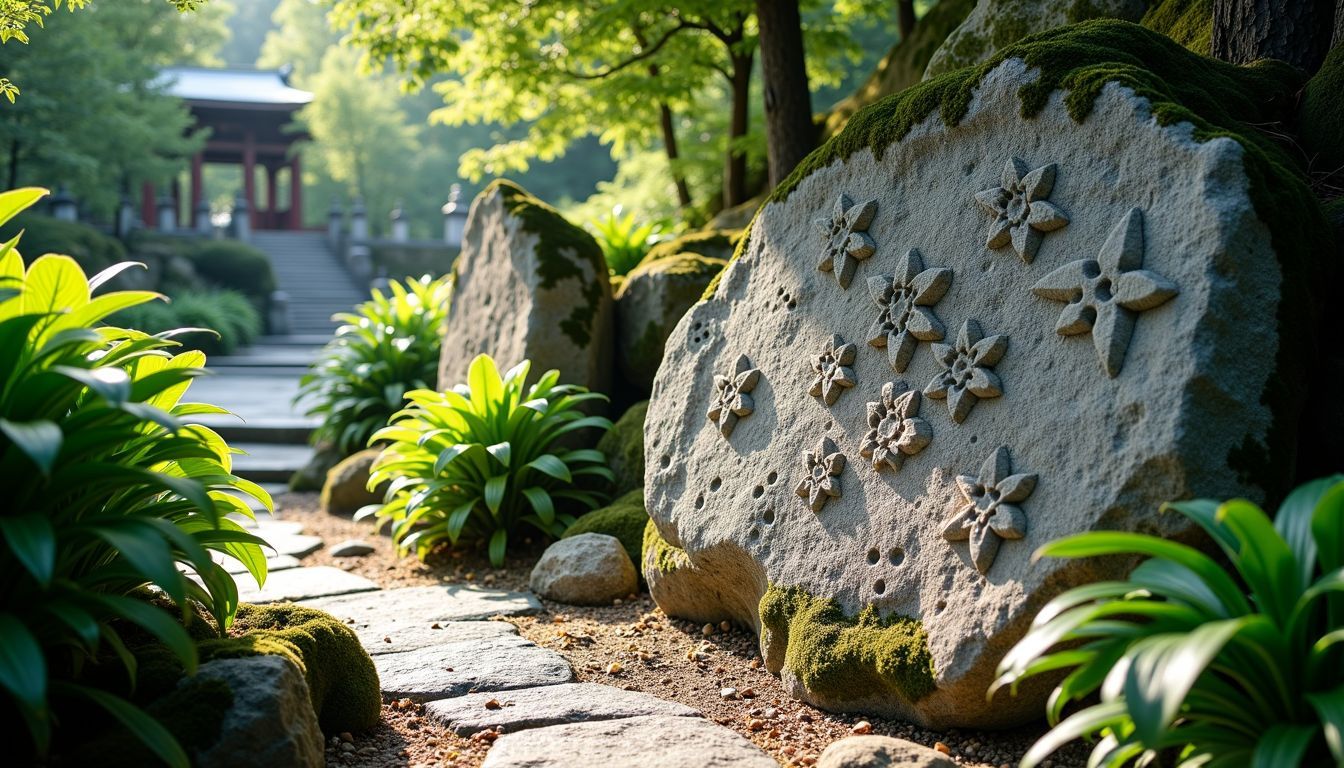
left=558, top=20, right=691, bottom=80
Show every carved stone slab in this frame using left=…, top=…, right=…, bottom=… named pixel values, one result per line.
left=643, top=58, right=1292, bottom=728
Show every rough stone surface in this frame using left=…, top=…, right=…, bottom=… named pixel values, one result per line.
left=191, top=655, right=324, bottom=768
left=320, top=448, right=386, bottom=517
left=300, top=584, right=541, bottom=627
left=924, top=0, right=1144, bottom=78
left=424, top=682, right=697, bottom=735
left=375, top=635, right=574, bottom=702
left=529, top=533, right=638, bottom=606
left=616, top=252, right=726, bottom=392
left=219, top=554, right=302, bottom=576
left=236, top=566, right=379, bottom=603
left=817, top=736, right=956, bottom=768
left=645, top=58, right=1295, bottom=726
left=481, top=714, right=776, bottom=768
left=437, top=180, right=613, bottom=395
left=328, top=539, right=375, bottom=558
left=261, top=533, right=324, bottom=559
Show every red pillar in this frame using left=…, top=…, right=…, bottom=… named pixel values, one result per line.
left=140, top=181, right=156, bottom=227
left=190, top=153, right=203, bottom=228
left=242, top=130, right=257, bottom=230
left=288, top=154, right=303, bottom=230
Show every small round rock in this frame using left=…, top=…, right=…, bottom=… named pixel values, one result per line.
left=529, top=533, right=637, bottom=605
left=817, top=736, right=956, bottom=768
left=328, top=539, right=375, bottom=558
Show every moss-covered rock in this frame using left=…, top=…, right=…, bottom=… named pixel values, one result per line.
left=564, top=489, right=647, bottom=567
left=640, top=518, right=737, bottom=625
left=595, top=400, right=647, bottom=495
left=642, top=517, right=690, bottom=576
left=320, top=448, right=388, bottom=517
left=759, top=586, right=935, bottom=705
left=616, top=252, right=726, bottom=392
left=1299, top=44, right=1344, bottom=174
left=923, top=0, right=1145, bottom=79
left=438, top=180, right=614, bottom=397
left=825, top=0, right=976, bottom=138
left=640, top=229, right=743, bottom=267
left=201, top=603, right=381, bottom=733
left=1139, top=0, right=1213, bottom=55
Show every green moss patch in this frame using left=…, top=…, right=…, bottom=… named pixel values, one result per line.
left=201, top=603, right=381, bottom=733
left=1298, top=44, right=1344, bottom=174
left=1139, top=0, right=1213, bottom=55
left=595, top=400, right=647, bottom=495
left=486, top=179, right=608, bottom=348
left=642, top=517, right=692, bottom=574
left=564, top=489, right=648, bottom=567
left=759, top=585, right=936, bottom=704
left=641, top=229, right=743, bottom=266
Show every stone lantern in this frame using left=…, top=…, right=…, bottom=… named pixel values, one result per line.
left=50, top=186, right=78, bottom=222
left=442, top=184, right=467, bottom=248
left=390, top=200, right=409, bottom=242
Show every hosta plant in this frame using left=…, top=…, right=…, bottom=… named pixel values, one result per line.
left=994, top=475, right=1344, bottom=767
left=364, top=353, right=613, bottom=566
left=0, top=188, right=271, bottom=766
left=299, top=274, right=452, bottom=455
left=588, top=206, right=666, bottom=277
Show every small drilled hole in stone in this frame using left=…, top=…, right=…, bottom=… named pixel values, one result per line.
left=659, top=455, right=671, bottom=469
left=888, top=547, right=905, bottom=566
left=749, top=527, right=760, bottom=541
left=935, top=600, right=947, bottom=613
left=762, top=508, right=775, bottom=524
left=823, top=420, right=832, bottom=431
left=874, top=579, right=886, bottom=595
left=1081, top=306, right=1097, bottom=325
left=787, top=300, right=797, bottom=310
left=776, top=286, right=784, bottom=297
left=752, top=485, right=764, bottom=499
left=694, top=494, right=704, bottom=510
left=866, top=548, right=880, bottom=565
left=766, top=471, right=778, bottom=484
left=969, top=435, right=978, bottom=444
left=709, top=477, right=722, bottom=492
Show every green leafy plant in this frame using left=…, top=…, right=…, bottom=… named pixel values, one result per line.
left=994, top=476, right=1344, bottom=767
left=588, top=205, right=666, bottom=277
left=0, top=187, right=272, bottom=767
left=186, top=240, right=276, bottom=301
left=364, top=353, right=613, bottom=566
left=113, top=288, right=262, bottom=356
left=298, top=274, right=452, bottom=455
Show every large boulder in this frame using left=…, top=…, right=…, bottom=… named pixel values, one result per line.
left=319, top=448, right=386, bottom=517
left=437, top=180, right=613, bottom=395
left=642, top=24, right=1325, bottom=728
left=923, top=0, right=1145, bottom=78
left=191, top=655, right=325, bottom=768
left=530, top=533, right=637, bottom=605
left=616, top=253, right=727, bottom=392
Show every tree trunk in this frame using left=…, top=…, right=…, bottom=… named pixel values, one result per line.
left=724, top=51, right=752, bottom=208
left=756, top=0, right=816, bottom=188
left=658, top=100, right=693, bottom=210
left=1212, top=0, right=1334, bottom=74
left=898, top=0, right=916, bottom=40
left=7, top=140, right=18, bottom=191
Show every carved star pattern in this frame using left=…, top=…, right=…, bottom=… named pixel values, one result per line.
left=816, top=193, right=878, bottom=289
left=974, top=157, right=1070, bottom=263
left=924, top=319, right=1007, bottom=423
left=1031, top=207, right=1178, bottom=378
left=860, top=381, right=932, bottom=473
left=865, top=248, right=952, bottom=373
left=808, top=334, right=858, bottom=406
left=706, top=354, right=762, bottom=438
left=940, top=445, right=1036, bottom=575
left=795, top=436, right=845, bottom=512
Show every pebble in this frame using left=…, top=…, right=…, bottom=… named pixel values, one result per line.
left=606, top=661, right=623, bottom=675
left=719, top=620, right=731, bottom=631
left=328, top=539, right=375, bottom=558
left=702, top=623, right=715, bottom=636
left=720, top=687, right=738, bottom=700
left=851, top=720, right=872, bottom=734
left=935, top=741, right=951, bottom=755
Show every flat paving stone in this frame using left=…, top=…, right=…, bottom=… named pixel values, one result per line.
left=425, top=682, right=697, bottom=735
left=236, top=566, right=380, bottom=603
left=259, top=533, right=323, bottom=558
left=300, top=584, right=542, bottom=626
left=375, top=636, right=573, bottom=702
left=343, top=616, right=520, bottom=657
left=251, top=519, right=306, bottom=536
left=217, top=554, right=303, bottom=576
left=191, top=374, right=309, bottom=423
left=480, top=715, right=776, bottom=768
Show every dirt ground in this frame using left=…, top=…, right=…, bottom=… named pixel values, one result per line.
left=274, top=492, right=1084, bottom=768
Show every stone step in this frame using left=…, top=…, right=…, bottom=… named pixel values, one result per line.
left=259, top=334, right=335, bottom=347
left=299, top=585, right=543, bottom=652
left=207, top=417, right=316, bottom=445
left=234, top=566, right=380, bottom=603
left=231, top=443, right=314, bottom=483
left=479, top=715, right=777, bottom=768
left=189, top=376, right=310, bottom=423
left=425, top=683, right=698, bottom=736
left=374, top=635, right=574, bottom=703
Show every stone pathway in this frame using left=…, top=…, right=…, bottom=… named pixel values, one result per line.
left=223, top=506, right=777, bottom=766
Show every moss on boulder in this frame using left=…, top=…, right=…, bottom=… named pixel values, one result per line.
left=758, top=586, right=935, bottom=706
left=640, top=229, right=743, bottom=266
left=320, top=448, right=387, bottom=517
left=563, top=489, right=647, bottom=567
left=595, top=400, right=647, bottom=495
left=1139, top=0, right=1213, bottom=55
left=616, top=252, right=726, bottom=392
left=1299, top=44, right=1344, bottom=174
left=642, top=517, right=691, bottom=575
left=200, top=603, right=381, bottom=733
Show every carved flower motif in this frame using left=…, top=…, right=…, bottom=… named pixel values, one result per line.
left=706, top=354, right=761, bottom=438
left=865, top=249, right=952, bottom=373
left=924, top=319, right=1007, bottom=423
left=1031, top=207, right=1178, bottom=378
left=795, top=436, right=845, bottom=512
left=808, top=334, right=858, bottom=406
left=941, top=445, right=1036, bottom=574
left=974, top=157, right=1070, bottom=263
left=816, top=194, right=878, bottom=289
left=860, top=382, right=931, bottom=473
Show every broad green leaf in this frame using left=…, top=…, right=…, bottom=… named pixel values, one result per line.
left=1250, top=723, right=1316, bottom=768
left=1312, top=481, right=1344, bottom=574
left=0, top=515, right=55, bottom=586
left=488, top=528, right=507, bottom=567
left=1022, top=701, right=1128, bottom=768
left=55, top=683, right=188, bottom=768
left=52, top=365, right=131, bottom=405
left=522, top=487, right=555, bottom=526
left=0, top=187, right=46, bottom=227
left=467, top=353, right=504, bottom=414
left=527, top=454, right=571, bottom=482
left=23, top=254, right=89, bottom=316
left=484, top=474, right=507, bottom=516
left=1307, top=686, right=1344, bottom=764
left=1275, top=475, right=1343, bottom=581
left=87, top=262, right=147, bottom=293
left=0, top=419, right=62, bottom=474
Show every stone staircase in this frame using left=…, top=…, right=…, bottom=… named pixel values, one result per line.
left=252, top=231, right=367, bottom=337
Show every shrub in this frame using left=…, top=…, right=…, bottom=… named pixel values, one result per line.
left=299, top=275, right=452, bottom=455
left=595, top=400, right=646, bottom=496
left=0, top=188, right=272, bottom=767
left=994, top=476, right=1344, bottom=767
left=587, top=206, right=667, bottom=277
left=0, top=212, right=127, bottom=275
left=187, top=240, right=276, bottom=300
left=113, top=288, right=262, bottom=356
left=365, top=353, right=613, bottom=566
